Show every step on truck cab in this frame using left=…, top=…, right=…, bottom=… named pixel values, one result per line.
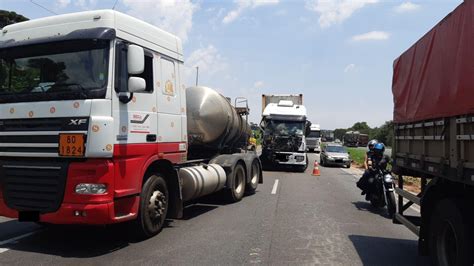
left=0, top=10, right=262, bottom=238
left=259, top=94, right=310, bottom=172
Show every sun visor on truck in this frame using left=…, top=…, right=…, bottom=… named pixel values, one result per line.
left=0, top=27, right=116, bottom=50
left=266, top=115, right=306, bottom=122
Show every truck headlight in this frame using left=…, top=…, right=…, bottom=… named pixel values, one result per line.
left=384, top=174, right=393, bottom=183
left=75, top=183, right=107, bottom=194
left=295, top=155, right=305, bottom=162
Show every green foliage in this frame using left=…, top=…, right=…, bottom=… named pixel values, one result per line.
left=0, top=10, right=28, bottom=28
left=333, top=128, right=347, bottom=141
left=347, top=147, right=366, bottom=165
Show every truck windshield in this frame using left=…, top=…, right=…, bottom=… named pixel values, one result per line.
left=265, top=120, right=304, bottom=136
left=0, top=39, right=109, bottom=103
left=308, top=131, right=321, bottom=138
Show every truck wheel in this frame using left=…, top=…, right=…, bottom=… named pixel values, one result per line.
left=429, top=199, right=472, bottom=266
left=133, top=174, right=169, bottom=239
left=226, top=163, right=246, bottom=202
left=246, top=160, right=260, bottom=195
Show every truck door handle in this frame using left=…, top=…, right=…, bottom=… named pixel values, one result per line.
left=146, top=134, right=157, bottom=142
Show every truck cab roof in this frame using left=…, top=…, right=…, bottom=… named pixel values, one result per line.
left=0, top=9, right=183, bottom=62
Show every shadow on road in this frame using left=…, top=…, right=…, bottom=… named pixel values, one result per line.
left=349, top=235, right=430, bottom=265
left=3, top=189, right=260, bottom=258
left=0, top=220, right=40, bottom=241
left=351, top=201, right=392, bottom=219
left=3, top=223, right=144, bottom=258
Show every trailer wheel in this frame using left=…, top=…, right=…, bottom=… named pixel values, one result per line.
left=133, top=174, right=169, bottom=239
left=226, top=163, right=246, bottom=202
left=429, top=199, right=472, bottom=266
left=246, top=160, right=260, bottom=195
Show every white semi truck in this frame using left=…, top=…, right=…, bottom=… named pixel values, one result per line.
left=260, top=94, right=309, bottom=172
left=306, top=124, right=321, bottom=153
left=0, top=10, right=262, bottom=239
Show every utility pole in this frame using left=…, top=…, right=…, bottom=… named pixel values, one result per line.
left=195, top=66, right=199, bottom=86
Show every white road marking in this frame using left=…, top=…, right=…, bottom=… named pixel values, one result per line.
left=271, top=179, right=279, bottom=194
left=0, top=230, right=40, bottom=254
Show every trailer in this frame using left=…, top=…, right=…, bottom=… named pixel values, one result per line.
left=0, top=10, right=262, bottom=239
left=392, top=1, right=474, bottom=264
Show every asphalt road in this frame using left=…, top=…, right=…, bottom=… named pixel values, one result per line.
left=0, top=153, right=428, bottom=265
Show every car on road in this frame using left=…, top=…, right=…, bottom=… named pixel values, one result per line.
left=320, top=143, right=351, bottom=168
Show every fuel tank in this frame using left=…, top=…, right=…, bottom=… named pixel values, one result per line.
left=186, top=86, right=250, bottom=154
left=179, top=164, right=227, bottom=201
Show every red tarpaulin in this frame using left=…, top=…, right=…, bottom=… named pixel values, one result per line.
left=392, top=0, right=474, bottom=123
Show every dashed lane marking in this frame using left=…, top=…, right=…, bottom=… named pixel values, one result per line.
left=271, top=179, right=279, bottom=195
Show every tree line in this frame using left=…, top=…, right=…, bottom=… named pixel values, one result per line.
left=334, top=121, right=394, bottom=147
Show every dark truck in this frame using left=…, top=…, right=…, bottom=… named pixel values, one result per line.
left=392, top=1, right=474, bottom=264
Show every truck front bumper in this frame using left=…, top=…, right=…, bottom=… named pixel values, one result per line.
left=274, top=152, right=307, bottom=165
left=0, top=159, right=139, bottom=225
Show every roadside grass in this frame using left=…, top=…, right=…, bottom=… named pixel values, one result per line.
left=347, top=148, right=365, bottom=167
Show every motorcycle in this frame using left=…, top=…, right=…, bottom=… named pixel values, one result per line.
left=366, top=158, right=396, bottom=218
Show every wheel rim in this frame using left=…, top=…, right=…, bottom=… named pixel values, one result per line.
left=148, top=189, right=167, bottom=223
left=250, top=163, right=259, bottom=186
left=234, top=168, right=244, bottom=194
left=437, top=220, right=458, bottom=265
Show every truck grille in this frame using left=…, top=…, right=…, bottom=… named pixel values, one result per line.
left=0, top=117, right=88, bottom=157
left=0, top=161, right=68, bottom=213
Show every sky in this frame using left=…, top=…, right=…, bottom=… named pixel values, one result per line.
left=0, top=0, right=463, bottom=129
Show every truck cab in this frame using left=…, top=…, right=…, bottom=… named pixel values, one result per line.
left=259, top=100, right=309, bottom=171
left=0, top=10, right=187, bottom=227
left=306, top=124, right=321, bottom=153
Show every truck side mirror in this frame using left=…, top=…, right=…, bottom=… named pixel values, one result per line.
left=127, top=44, right=144, bottom=75
left=128, top=77, right=146, bottom=93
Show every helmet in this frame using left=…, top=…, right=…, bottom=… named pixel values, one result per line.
left=368, top=139, right=378, bottom=151
left=373, top=143, right=385, bottom=155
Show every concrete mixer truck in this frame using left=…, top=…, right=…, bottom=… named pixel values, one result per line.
left=0, top=10, right=262, bottom=239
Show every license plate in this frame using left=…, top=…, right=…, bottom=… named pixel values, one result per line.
left=59, top=134, right=85, bottom=157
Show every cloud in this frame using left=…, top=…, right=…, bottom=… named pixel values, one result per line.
left=344, top=64, right=356, bottom=73
left=394, top=2, right=420, bottom=13
left=185, top=45, right=228, bottom=86
left=121, top=0, right=197, bottom=43
left=55, top=0, right=97, bottom=9
left=351, top=31, right=390, bottom=41
left=254, top=81, right=264, bottom=88
left=57, top=0, right=71, bottom=8
left=223, top=0, right=279, bottom=24
left=305, top=0, right=378, bottom=28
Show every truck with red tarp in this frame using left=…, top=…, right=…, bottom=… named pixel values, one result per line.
left=392, top=1, right=474, bottom=264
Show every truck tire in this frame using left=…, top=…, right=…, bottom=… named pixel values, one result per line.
left=429, top=199, right=473, bottom=266
left=133, top=174, right=169, bottom=239
left=246, top=160, right=260, bottom=195
left=226, top=163, right=246, bottom=202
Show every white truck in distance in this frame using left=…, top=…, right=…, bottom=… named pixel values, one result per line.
left=306, top=124, right=321, bottom=153
left=0, top=10, right=262, bottom=239
left=260, top=95, right=309, bottom=172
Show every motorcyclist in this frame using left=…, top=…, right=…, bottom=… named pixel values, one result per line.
left=357, top=139, right=378, bottom=197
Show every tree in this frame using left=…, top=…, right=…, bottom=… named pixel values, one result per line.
left=374, top=120, right=394, bottom=147
left=334, top=128, right=347, bottom=141
left=0, top=10, right=28, bottom=28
